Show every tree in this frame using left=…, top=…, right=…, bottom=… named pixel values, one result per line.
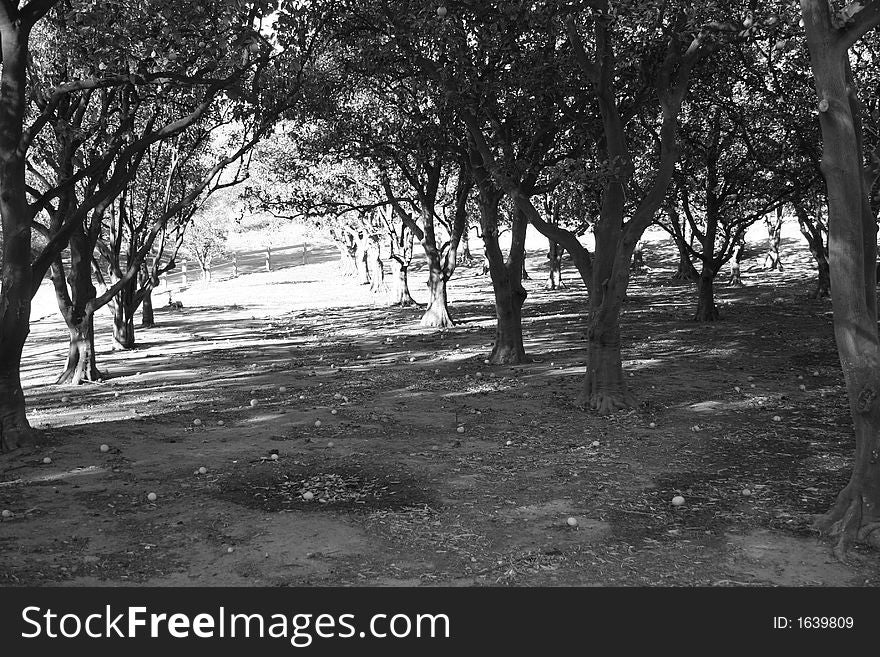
left=799, top=0, right=880, bottom=554
left=0, top=0, right=336, bottom=446
left=669, top=44, right=796, bottom=321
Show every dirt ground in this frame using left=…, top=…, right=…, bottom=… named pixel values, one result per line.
left=2, top=228, right=879, bottom=587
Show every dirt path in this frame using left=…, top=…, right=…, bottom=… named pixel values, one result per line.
left=2, top=232, right=878, bottom=586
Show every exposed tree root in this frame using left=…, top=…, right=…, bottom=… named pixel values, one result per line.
left=0, top=421, right=34, bottom=453
left=420, top=307, right=454, bottom=329
left=577, top=389, right=636, bottom=415
left=814, top=484, right=880, bottom=560
left=489, top=346, right=526, bottom=365
left=56, top=364, right=105, bottom=386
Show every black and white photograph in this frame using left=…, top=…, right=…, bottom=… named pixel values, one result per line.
left=0, top=0, right=878, bottom=648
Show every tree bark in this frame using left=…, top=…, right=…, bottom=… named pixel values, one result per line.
left=694, top=273, right=719, bottom=321
left=57, top=317, right=101, bottom=385
left=630, top=241, right=646, bottom=274
left=583, top=316, right=635, bottom=415
left=389, top=259, right=416, bottom=306
left=800, top=0, right=880, bottom=555
left=367, top=236, right=385, bottom=294
left=762, top=207, right=784, bottom=271
left=141, top=288, right=155, bottom=327
left=547, top=238, right=566, bottom=289
left=470, top=156, right=527, bottom=361
left=794, top=201, right=831, bottom=299
left=420, top=255, right=453, bottom=327
left=0, top=16, right=34, bottom=450
left=51, top=235, right=103, bottom=384
left=694, top=205, right=720, bottom=321
left=111, top=278, right=137, bottom=350
left=479, top=199, right=527, bottom=363
left=727, top=239, right=744, bottom=287
left=667, top=204, right=699, bottom=281
left=458, top=227, right=474, bottom=265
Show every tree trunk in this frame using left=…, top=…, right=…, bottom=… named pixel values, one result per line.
left=354, top=235, right=371, bottom=285
left=0, top=22, right=34, bottom=451
left=232, top=252, right=239, bottom=278
left=546, top=239, right=565, bottom=289
left=581, top=306, right=635, bottom=415
left=490, top=274, right=526, bottom=363
left=482, top=207, right=527, bottom=363
left=763, top=207, right=784, bottom=271
left=420, top=257, right=453, bottom=327
left=794, top=201, right=831, bottom=299
left=56, top=316, right=101, bottom=385
left=51, top=228, right=104, bottom=384
left=367, top=237, right=385, bottom=294
left=668, top=204, right=699, bottom=282
left=0, top=362, right=30, bottom=452
left=337, top=242, right=357, bottom=277
left=389, top=259, right=416, bottom=306
left=140, top=265, right=155, bottom=327
left=458, top=228, right=474, bottom=265
left=694, top=204, right=720, bottom=321
left=265, top=245, right=272, bottom=272
left=727, top=240, right=744, bottom=287
left=112, top=281, right=136, bottom=350
left=630, top=241, right=646, bottom=274
left=141, top=288, right=155, bottom=327
left=672, top=241, right=699, bottom=281
left=694, top=272, right=719, bottom=321
left=801, top=0, right=880, bottom=555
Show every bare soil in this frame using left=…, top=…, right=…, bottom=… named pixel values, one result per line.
left=2, top=230, right=878, bottom=587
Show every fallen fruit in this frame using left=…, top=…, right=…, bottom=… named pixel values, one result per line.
left=772, top=415, right=781, bottom=422
left=147, top=492, right=157, bottom=502
left=217, top=420, right=225, bottom=426
left=314, top=420, right=322, bottom=427
left=671, top=496, right=685, bottom=506
left=457, top=426, right=465, bottom=433
left=649, top=422, right=656, bottom=429
left=198, top=467, right=207, bottom=475
left=566, top=517, right=578, bottom=527
left=270, top=454, right=279, bottom=461
left=1, top=510, right=13, bottom=519
left=303, top=491, right=314, bottom=501
left=100, top=444, right=110, bottom=453
left=42, top=457, right=52, bottom=465
left=193, top=419, right=202, bottom=426
left=279, top=386, right=287, bottom=392
left=505, top=440, right=512, bottom=446
left=250, top=399, right=259, bottom=407
left=331, top=409, right=338, bottom=415
left=742, top=489, right=751, bottom=496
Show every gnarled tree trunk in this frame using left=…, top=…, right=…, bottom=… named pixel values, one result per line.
left=800, top=0, right=880, bottom=555
left=420, top=254, right=453, bottom=328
